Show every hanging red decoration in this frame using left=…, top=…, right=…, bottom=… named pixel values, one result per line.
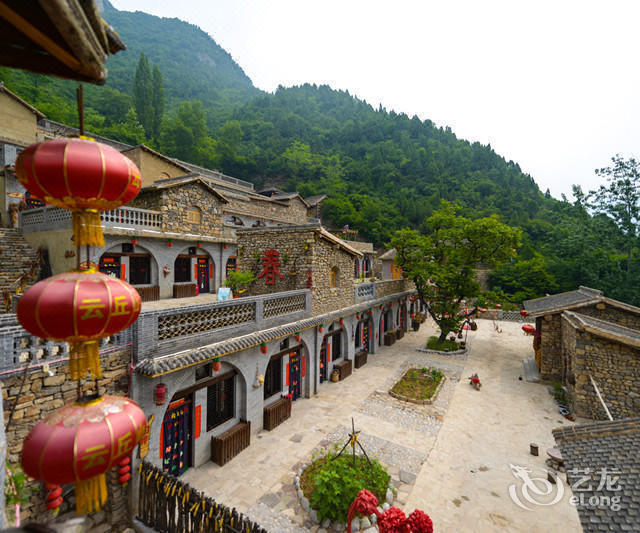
left=522, top=324, right=535, bottom=335
left=260, top=342, right=268, bottom=354
left=15, top=138, right=141, bottom=247
left=496, top=303, right=502, bottom=309
left=520, top=309, right=527, bottom=317
left=356, top=314, right=361, bottom=321
left=22, top=395, right=146, bottom=515
left=294, top=332, right=301, bottom=343
left=167, top=240, right=173, bottom=247
left=318, top=324, right=324, bottom=333
left=131, top=237, right=138, bottom=247
left=117, top=456, right=131, bottom=486
left=17, top=270, right=141, bottom=380
left=339, top=318, right=345, bottom=326
left=197, top=242, right=201, bottom=248
left=257, top=249, right=283, bottom=285
left=154, top=383, right=167, bottom=405
left=213, top=359, right=221, bottom=372
left=45, top=483, right=63, bottom=513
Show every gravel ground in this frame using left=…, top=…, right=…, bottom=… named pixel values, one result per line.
left=320, top=425, right=428, bottom=474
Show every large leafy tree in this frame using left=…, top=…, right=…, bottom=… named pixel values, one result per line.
left=586, top=155, right=640, bottom=274
left=391, top=202, right=521, bottom=342
left=151, top=64, right=165, bottom=141
left=133, top=52, right=153, bottom=139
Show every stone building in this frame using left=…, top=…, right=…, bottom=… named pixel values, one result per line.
left=524, top=286, right=640, bottom=420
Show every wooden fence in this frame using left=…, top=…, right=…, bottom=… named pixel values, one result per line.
left=263, top=396, right=291, bottom=431
left=211, top=421, right=251, bottom=466
left=137, top=461, right=267, bottom=533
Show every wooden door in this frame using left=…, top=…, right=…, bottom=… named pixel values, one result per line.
left=197, top=257, right=209, bottom=293
left=162, top=398, right=191, bottom=476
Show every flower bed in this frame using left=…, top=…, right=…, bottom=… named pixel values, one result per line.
left=389, top=368, right=446, bottom=405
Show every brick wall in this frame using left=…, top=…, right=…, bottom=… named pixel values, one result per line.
left=225, top=195, right=309, bottom=226
left=2, top=349, right=131, bottom=530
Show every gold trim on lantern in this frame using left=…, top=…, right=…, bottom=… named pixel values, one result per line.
left=72, top=210, right=105, bottom=247
left=75, top=474, right=108, bottom=515
left=69, top=341, right=102, bottom=381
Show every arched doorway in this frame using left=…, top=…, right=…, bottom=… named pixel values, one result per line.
left=174, top=246, right=214, bottom=296
left=99, top=242, right=159, bottom=301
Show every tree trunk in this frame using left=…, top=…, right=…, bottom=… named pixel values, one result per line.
left=438, top=329, right=449, bottom=343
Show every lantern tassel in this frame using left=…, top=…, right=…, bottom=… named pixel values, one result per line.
left=75, top=474, right=108, bottom=515
left=69, top=341, right=102, bottom=381
left=72, top=210, right=104, bottom=248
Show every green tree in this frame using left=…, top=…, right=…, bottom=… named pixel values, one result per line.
left=151, top=64, right=165, bottom=141
left=133, top=52, right=153, bottom=139
left=587, top=155, right=640, bottom=274
left=391, top=201, right=521, bottom=342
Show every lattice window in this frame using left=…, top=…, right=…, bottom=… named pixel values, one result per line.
left=157, top=302, right=256, bottom=340
left=263, top=294, right=306, bottom=318
left=330, top=266, right=339, bottom=288
left=264, top=357, right=282, bottom=399
left=186, top=207, right=201, bottom=225
left=207, top=375, right=235, bottom=430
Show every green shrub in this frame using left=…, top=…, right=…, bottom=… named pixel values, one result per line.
left=426, top=336, right=459, bottom=352
left=551, top=381, right=569, bottom=405
left=303, top=453, right=390, bottom=523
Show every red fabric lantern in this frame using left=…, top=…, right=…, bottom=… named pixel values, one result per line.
left=22, top=395, right=146, bottom=515
left=117, top=456, right=131, bottom=486
left=339, top=318, right=344, bottom=326
left=496, top=303, right=502, bottom=309
left=15, top=138, right=141, bottom=247
left=154, top=383, right=167, bottom=405
left=260, top=343, right=268, bottom=354
left=17, top=270, right=141, bottom=380
left=520, top=309, right=528, bottom=317
left=45, top=483, right=63, bottom=512
left=213, top=360, right=221, bottom=372
left=522, top=324, right=535, bottom=335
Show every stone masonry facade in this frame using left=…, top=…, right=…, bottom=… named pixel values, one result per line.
left=539, top=302, right=640, bottom=381
left=561, top=315, right=640, bottom=419
left=224, top=195, right=309, bottom=226
left=2, top=349, right=131, bottom=530
left=235, top=227, right=358, bottom=315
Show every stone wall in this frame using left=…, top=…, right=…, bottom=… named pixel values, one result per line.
left=2, top=349, right=131, bottom=530
left=225, top=194, right=309, bottom=226
left=539, top=303, right=640, bottom=381
left=375, top=279, right=410, bottom=299
left=567, top=327, right=640, bottom=419
left=236, top=228, right=357, bottom=315
left=130, top=183, right=224, bottom=236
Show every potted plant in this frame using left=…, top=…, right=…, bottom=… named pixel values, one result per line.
left=224, top=270, right=256, bottom=297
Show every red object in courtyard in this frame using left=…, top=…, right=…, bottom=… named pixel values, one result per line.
left=496, top=303, right=502, bottom=309
left=212, top=360, right=221, bottom=372
left=15, top=138, right=141, bottom=247
left=22, top=395, right=146, bottom=515
left=17, top=270, right=141, bottom=381
left=260, top=343, right=268, bottom=354
left=520, top=309, right=528, bottom=317
left=522, top=324, right=535, bottom=335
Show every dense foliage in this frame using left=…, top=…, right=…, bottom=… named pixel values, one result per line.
left=1, top=2, right=638, bottom=305
left=301, top=452, right=390, bottom=522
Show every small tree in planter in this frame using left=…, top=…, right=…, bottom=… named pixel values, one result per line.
left=224, top=270, right=256, bottom=297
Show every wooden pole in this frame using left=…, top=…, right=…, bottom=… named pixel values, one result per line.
left=589, top=375, right=613, bottom=421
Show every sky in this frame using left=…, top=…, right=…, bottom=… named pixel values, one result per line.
left=111, top=0, right=640, bottom=200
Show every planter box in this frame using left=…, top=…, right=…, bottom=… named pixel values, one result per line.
left=173, top=283, right=196, bottom=298
left=384, top=331, right=396, bottom=346
left=135, top=285, right=160, bottom=302
left=333, top=359, right=352, bottom=381
left=396, top=329, right=404, bottom=340
left=354, top=350, right=368, bottom=369
left=211, top=420, right=250, bottom=466
left=263, top=396, right=291, bottom=431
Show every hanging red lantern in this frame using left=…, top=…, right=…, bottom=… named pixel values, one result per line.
left=17, top=270, right=141, bottom=380
left=212, top=360, right=221, bottom=372
left=478, top=308, right=487, bottom=314
left=154, top=383, right=167, bottom=405
left=45, top=483, right=63, bottom=512
left=356, top=314, right=361, bottom=321
left=117, top=456, right=131, bottom=486
left=131, top=237, right=138, bottom=247
left=260, top=342, right=268, bottom=354
left=22, top=395, right=146, bottom=515
left=15, top=138, right=141, bottom=247
left=520, top=309, right=527, bottom=317
left=318, top=324, right=324, bottom=333
left=522, top=324, right=535, bottom=335
left=411, top=313, right=415, bottom=319
left=496, top=303, right=502, bottom=309
left=294, top=332, right=301, bottom=343
left=167, top=239, right=173, bottom=247
left=339, top=318, right=345, bottom=326
left=197, top=242, right=201, bottom=248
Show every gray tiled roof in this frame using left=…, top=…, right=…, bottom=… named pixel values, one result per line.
left=379, top=249, right=397, bottom=261
left=553, top=418, right=640, bottom=533
left=524, top=286, right=603, bottom=315
left=563, top=311, right=640, bottom=349
left=135, top=289, right=416, bottom=377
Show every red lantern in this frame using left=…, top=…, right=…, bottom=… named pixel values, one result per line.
left=213, top=360, right=221, bottom=372
left=22, top=395, right=146, bottom=515
left=17, top=270, right=141, bottom=380
left=478, top=308, right=487, bottom=314
left=15, top=138, right=141, bottom=247
left=167, top=240, right=173, bottom=247
left=522, top=324, right=535, bottom=335
left=356, top=314, right=361, bottom=321
left=260, top=343, right=268, bottom=354
left=496, top=303, right=502, bottom=309
left=411, top=313, right=415, bottom=319
left=131, top=238, right=137, bottom=247
left=197, top=242, right=201, bottom=248
left=520, top=309, right=528, bottom=317
left=339, top=318, right=344, bottom=326
left=318, top=324, right=324, bottom=333
left=155, top=383, right=167, bottom=405
left=294, top=332, right=301, bottom=343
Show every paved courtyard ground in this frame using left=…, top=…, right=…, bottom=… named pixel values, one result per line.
left=182, top=319, right=582, bottom=533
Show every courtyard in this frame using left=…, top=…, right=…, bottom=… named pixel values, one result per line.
left=181, top=319, right=581, bottom=533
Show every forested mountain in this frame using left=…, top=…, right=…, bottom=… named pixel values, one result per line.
left=1, top=4, right=637, bottom=305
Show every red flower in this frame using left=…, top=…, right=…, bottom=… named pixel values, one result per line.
left=407, top=510, right=433, bottom=533
left=378, top=507, right=410, bottom=533
left=354, top=489, right=379, bottom=517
